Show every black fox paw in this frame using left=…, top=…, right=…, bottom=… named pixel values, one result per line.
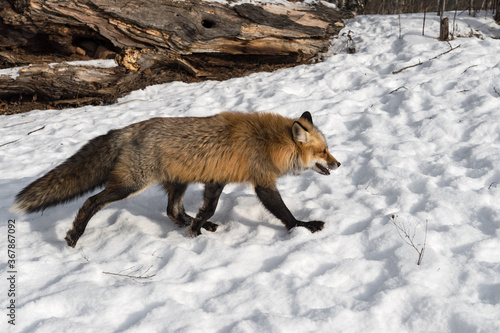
left=188, top=221, right=218, bottom=237
left=64, top=230, right=79, bottom=248
left=299, top=221, right=325, bottom=233
left=202, top=221, right=218, bottom=232
left=187, top=226, right=202, bottom=238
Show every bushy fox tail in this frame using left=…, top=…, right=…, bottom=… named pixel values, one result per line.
left=11, top=129, right=123, bottom=214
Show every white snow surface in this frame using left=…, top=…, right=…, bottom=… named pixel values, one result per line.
left=0, top=59, right=117, bottom=80
left=1, top=12, right=500, bottom=333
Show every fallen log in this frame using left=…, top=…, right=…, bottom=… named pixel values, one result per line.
left=0, top=0, right=352, bottom=113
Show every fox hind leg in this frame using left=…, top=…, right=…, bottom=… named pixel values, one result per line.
left=164, top=182, right=224, bottom=235
left=188, top=183, right=225, bottom=237
left=163, top=182, right=192, bottom=227
left=65, top=184, right=142, bottom=247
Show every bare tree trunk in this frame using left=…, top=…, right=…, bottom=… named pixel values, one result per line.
left=440, top=17, right=450, bottom=40
left=439, top=0, right=450, bottom=41
left=423, top=0, right=428, bottom=35
left=495, top=0, right=500, bottom=22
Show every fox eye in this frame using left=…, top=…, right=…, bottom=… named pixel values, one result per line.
left=323, top=149, right=327, bottom=154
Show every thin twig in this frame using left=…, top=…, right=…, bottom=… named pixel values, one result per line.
left=1, top=125, right=46, bottom=147
left=390, top=215, right=428, bottom=265
left=390, top=86, right=408, bottom=94
left=338, top=30, right=355, bottom=54
left=115, top=98, right=146, bottom=106
left=428, top=42, right=461, bottom=60
left=392, top=62, right=423, bottom=74
left=2, top=119, right=36, bottom=128
left=103, top=265, right=156, bottom=281
left=103, top=271, right=156, bottom=279
left=27, top=126, right=45, bottom=135
left=418, top=220, right=428, bottom=265
left=80, top=248, right=90, bottom=262
left=0, top=139, right=19, bottom=148
left=461, top=65, right=477, bottom=74
left=347, top=30, right=356, bottom=54
left=393, top=43, right=460, bottom=75
left=494, top=87, right=500, bottom=97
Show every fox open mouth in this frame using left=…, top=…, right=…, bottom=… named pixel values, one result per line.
left=315, top=163, right=330, bottom=175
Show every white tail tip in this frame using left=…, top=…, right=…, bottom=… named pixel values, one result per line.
left=9, top=201, right=27, bottom=215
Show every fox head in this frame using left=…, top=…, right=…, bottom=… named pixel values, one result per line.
left=292, top=112, right=341, bottom=175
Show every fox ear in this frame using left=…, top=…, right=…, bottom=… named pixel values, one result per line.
left=292, top=121, right=310, bottom=144
left=300, top=111, right=313, bottom=125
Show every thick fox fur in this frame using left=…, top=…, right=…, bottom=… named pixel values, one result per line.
left=12, top=111, right=340, bottom=247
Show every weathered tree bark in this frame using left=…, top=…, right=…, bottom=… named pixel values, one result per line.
left=439, top=17, right=449, bottom=41
left=438, top=0, right=449, bottom=41
left=495, top=0, right=500, bottom=23
left=0, top=0, right=351, bottom=113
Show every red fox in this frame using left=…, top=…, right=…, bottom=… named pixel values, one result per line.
left=12, top=111, right=340, bottom=247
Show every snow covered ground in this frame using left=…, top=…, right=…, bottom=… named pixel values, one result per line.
left=1, top=11, right=500, bottom=333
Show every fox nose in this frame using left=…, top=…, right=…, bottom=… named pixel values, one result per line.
left=337, top=162, right=341, bottom=167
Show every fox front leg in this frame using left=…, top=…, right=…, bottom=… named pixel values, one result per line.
left=254, top=186, right=325, bottom=233
left=188, top=183, right=225, bottom=237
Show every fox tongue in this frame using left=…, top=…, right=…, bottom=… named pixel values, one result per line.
left=316, top=163, right=330, bottom=175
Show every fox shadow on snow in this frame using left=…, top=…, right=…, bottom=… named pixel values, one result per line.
left=17, top=181, right=293, bottom=248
